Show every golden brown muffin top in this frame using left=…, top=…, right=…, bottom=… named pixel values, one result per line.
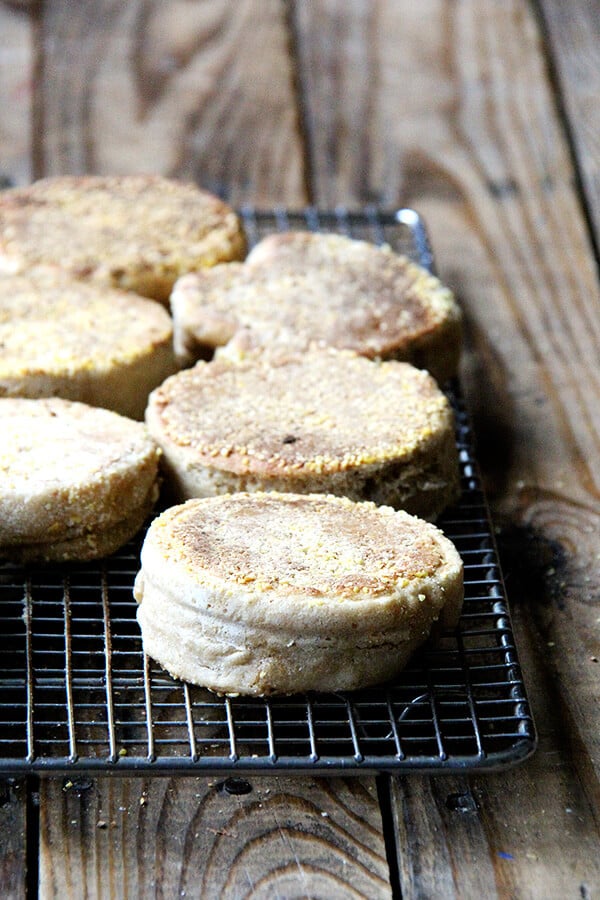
left=171, top=231, right=461, bottom=375
left=147, top=492, right=457, bottom=600
left=0, top=396, right=154, bottom=480
left=0, top=397, right=160, bottom=542
left=0, top=175, right=246, bottom=301
left=146, top=349, right=455, bottom=477
left=0, top=268, right=174, bottom=376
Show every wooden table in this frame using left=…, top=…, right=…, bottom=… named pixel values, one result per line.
left=1, top=1, right=599, bottom=897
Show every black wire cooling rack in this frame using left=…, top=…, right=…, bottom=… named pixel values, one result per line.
left=0, top=208, right=536, bottom=775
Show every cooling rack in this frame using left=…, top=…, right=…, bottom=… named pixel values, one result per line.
left=0, top=208, right=536, bottom=775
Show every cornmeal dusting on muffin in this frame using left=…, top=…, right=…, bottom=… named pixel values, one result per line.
left=134, top=492, right=464, bottom=695
left=0, top=269, right=175, bottom=373
left=0, top=397, right=160, bottom=562
left=158, top=493, right=446, bottom=598
left=0, top=268, right=178, bottom=418
left=170, top=231, right=461, bottom=381
left=147, top=349, right=454, bottom=476
left=0, top=175, right=246, bottom=302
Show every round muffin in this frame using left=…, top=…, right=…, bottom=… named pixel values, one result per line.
left=170, top=231, right=462, bottom=383
left=0, top=175, right=247, bottom=303
left=0, top=268, right=178, bottom=419
left=134, top=492, right=464, bottom=696
left=145, top=349, right=460, bottom=520
left=0, top=397, right=160, bottom=562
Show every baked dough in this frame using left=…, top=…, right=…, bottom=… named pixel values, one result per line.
left=0, top=397, right=160, bottom=562
left=0, top=268, right=178, bottom=419
left=145, top=349, right=460, bottom=521
left=134, top=492, right=464, bottom=695
left=0, top=175, right=246, bottom=303
left=170, top=231, right=462, bottom=383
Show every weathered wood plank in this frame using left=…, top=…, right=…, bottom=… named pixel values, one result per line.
left=0, top=779, right=28, bottom=900
left=34, top=0, right=307, bottom=206
left=293, top=0, right=600, bottom=770
left=39, top=776, right=391, bottom=899
left=0, top=1, right=34, bottom=185
left=537, top=0, right=600, bottom=249
left=392, top=596, right=600, bottom=898
left=293, top=0, right=600, bottom=893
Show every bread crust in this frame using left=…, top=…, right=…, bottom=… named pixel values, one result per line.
left=0, top=268, right=178, bottom=419
left=0, top=397, right=160, bottom=561
left=145, top=349, right=460, bottom=520
left=170, top=231, right=462, bottom=382
left=134, top=492, right=464, bottom=695
left=0, top=175, right=247, bottom=303
left=9, top=487, right=157, bottom=564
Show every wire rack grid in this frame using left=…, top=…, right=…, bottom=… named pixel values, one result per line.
left=0, top=207, right=536, bottom=775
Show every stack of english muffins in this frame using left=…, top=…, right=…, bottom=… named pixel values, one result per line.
left=0, top=175, right=247, bottom=562
left=0, top=175, right=464, bottom=695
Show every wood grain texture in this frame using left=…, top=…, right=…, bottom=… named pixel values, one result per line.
left=392, top=596, right=600, bottom=899
left=35, top=0, right=307, bottom=206
left=537, top=0, right=600, bottom=246
left=294, top=0, right=600, bottom=767
left=293, top=0, right=600, bottom=892
left=393, top=770, right=600, bottom=900
left=0, top=1, right=34, bottom=185
left=2, top=0, right=600, bottom=897
left=0, top=780, right=27, bottom=900
left=39, top=775, right=391, bottom=899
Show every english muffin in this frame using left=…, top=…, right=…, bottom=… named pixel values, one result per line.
left=170, top=231, right=462, bottom=383
left=0, top=397, right=160, bottom=563
left=0, top=175, right=246, bottom=303
left=0, top=268, right=178, bottom=419
left=145, top=349, right=460, bottom=520
left=134, top=492, right=464, bottom=695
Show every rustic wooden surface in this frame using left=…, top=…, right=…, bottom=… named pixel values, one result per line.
left=1, top=0, right=599, bottom=897
left=39, top=776, right=391, bottom=899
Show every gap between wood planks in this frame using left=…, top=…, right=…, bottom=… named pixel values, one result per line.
left=284, top=0, right=317, bottom=207
left=376, top=774, right=403, bottom=900
left=25, top=776, right=39, bottom=900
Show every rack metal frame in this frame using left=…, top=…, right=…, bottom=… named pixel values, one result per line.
left=0, top=209, right=536, bottom=775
